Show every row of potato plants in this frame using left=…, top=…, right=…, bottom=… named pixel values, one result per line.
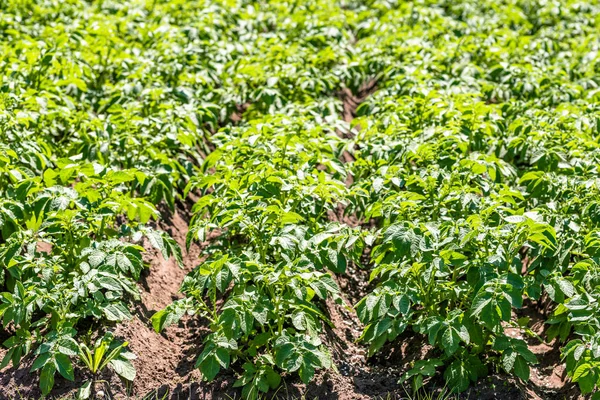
left=156, top=0, right=600, bottom=397
left=152, top=116, right=366, bottom=398
left=0, top=137, right=181, bottom=395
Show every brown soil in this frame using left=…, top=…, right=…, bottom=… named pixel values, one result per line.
left=338, top=79, right=379, bottom=126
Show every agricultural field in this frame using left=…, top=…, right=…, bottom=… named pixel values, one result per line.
left=1, top=0, right=600, bottom=399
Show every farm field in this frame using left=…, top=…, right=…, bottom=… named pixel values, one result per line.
left=1, top=0, right=600, bottom=399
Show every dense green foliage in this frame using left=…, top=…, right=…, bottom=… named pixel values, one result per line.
left=1, top=0, right=600, bottom=398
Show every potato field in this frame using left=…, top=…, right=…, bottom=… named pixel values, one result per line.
left=1, top=0, right=600, bottom=399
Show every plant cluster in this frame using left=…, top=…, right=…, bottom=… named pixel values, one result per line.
left=2, top=0, right=600, bottom=398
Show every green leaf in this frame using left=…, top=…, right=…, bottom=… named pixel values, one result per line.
left=383, top=224, right=414, bottom=256
left=55, top=353, right=75, bottom=381
left=97, top=276, right=121, bottom=292
left=215, top=348, right=230, bottom=369
left=200, top=355, right=221, bottom=381
left=151, top=309, right=168, bottom=332
left=513, top=356, right=530, bottom=382
left=110, top=359, right=136, bottom=381
left=77, top=381, right=92, bottom=400
left=299, top=359, right=315, bottom=384
left=1, top=349, right=14, bottom=370
left=502, top=349, right=517, bottom=372
left=146, top=231, right=164, bottom=253
left=31, top=353, right=51, bottom=372
left=442, top=327, right=459, bottom=356
left=397, top=295, right=410, bottom=314
left=457, top=325, right=470, bottom=344
left=444, top=359, right=470, bottom=393
left=88, top=250, right=106, bottom=267
left=40, top=363, right=56, bottom=396
left=266, top=368, right=281, bottom=389
left=471, top=293, right=492, bottom=317
left=103, top=303, right=133, bottom=321
left=275, top=343, right=295, bottom=368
